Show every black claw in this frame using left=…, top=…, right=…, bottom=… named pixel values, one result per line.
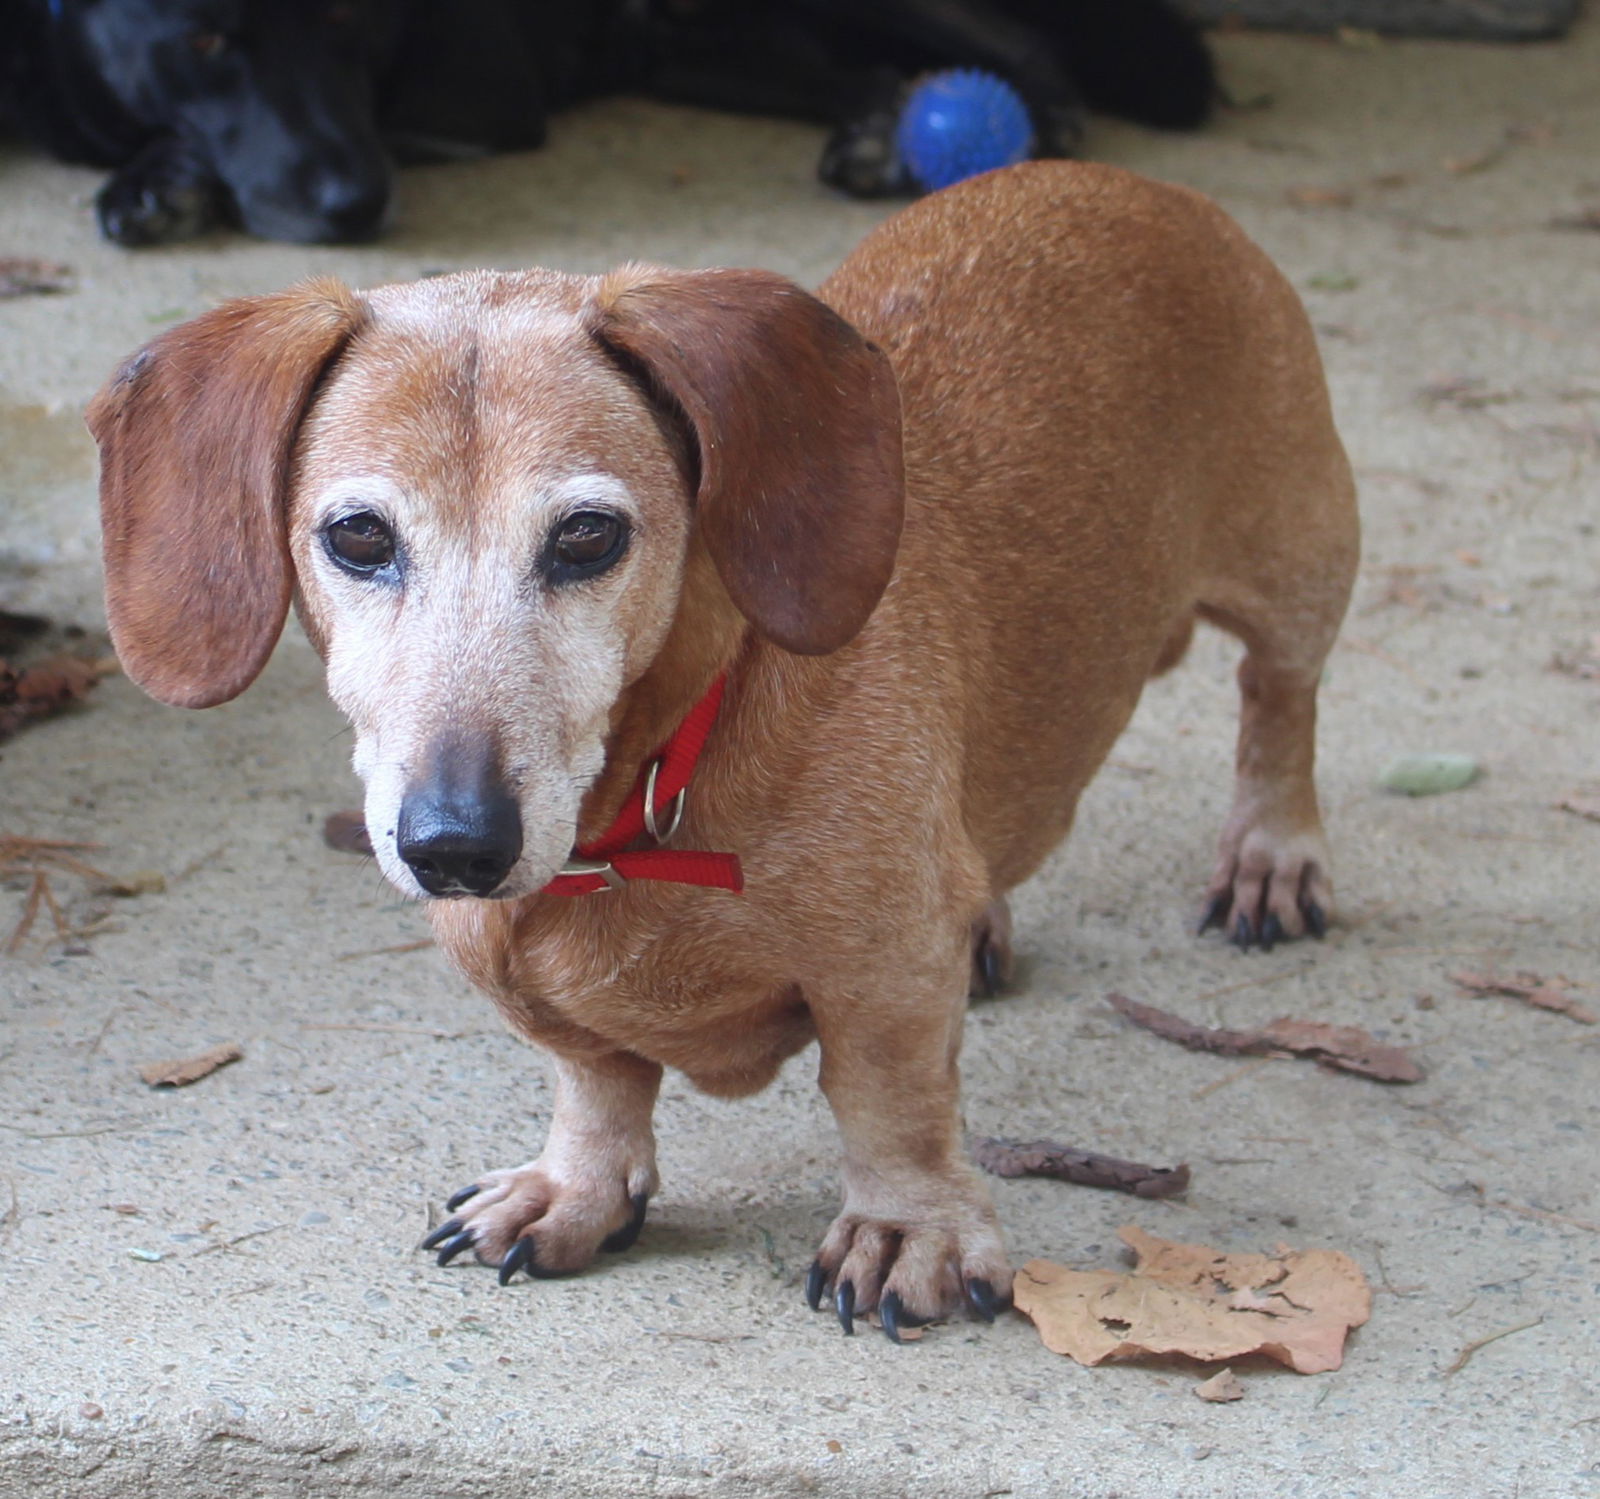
left=1304, top=900, right=1327, bottom=940
left=965, top=1277, right=1008, bottom=1323
left=1260, top=912, right=1283, bottom=952
left=1197, top=891, right=1230, bottom=935
left=420, top=1217, right=462, bottom=1252
left=601, top=1191, right=650, bottom=1254
left=445, top=1185, right=481, bottom=1212
left=805, top=1259, right=828, bottom=1312
left=1233, top=912, right=1255, bottom=950
left=835, top=1280, right=856, bottom=1336
left=434, top=1230, right=475, bottom=1267
left=498, top=1238, right=532, bottom=1286
left=879, top=1291, right=909, bottom=1344
left=974, top=940, right=1003, bottom=998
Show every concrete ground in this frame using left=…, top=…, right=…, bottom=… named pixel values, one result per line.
left=2, top=18, right=1598, bottom=1499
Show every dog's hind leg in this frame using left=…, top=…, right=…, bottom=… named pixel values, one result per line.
left=968, top=897, right=1014, bottom=997
left=1193, top=454, right=1359, bottom=951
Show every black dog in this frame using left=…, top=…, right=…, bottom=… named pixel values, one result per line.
left=0, top=0, right=1214, bottom=246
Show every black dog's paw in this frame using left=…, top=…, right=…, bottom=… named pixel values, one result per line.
left=96, top=143, right=224, bottom=247
left=97, top=173, right=216, bottom=246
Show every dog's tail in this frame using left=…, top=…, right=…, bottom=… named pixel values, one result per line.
left=1010, top=0, right=1217, bottom=131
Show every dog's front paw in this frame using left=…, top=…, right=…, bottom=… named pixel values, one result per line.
left=96, top=149, right=224, bottom=247
left=421, top=1162, right=652, bottom=1283
left=1199, top=825, right=1333, bottom=951
left=804, top=1196, right=1013, bottom=1341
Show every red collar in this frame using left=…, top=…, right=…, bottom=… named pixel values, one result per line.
left=541, top=673, right=743, bottom=897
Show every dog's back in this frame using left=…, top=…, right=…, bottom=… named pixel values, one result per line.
left=822, top=161, right=1358, bottom=892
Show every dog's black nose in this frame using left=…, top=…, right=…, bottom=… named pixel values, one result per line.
left=396, top=741, right=522, bottom=898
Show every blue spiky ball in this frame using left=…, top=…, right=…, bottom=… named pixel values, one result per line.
left=895, top=69, right=1033, bottom=194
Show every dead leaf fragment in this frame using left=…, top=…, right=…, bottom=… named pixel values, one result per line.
left=99, top=870, right=166, bottom=897
left=1559, top=795, right=1600, bottom=823
left=1449, top=971, right=1596, bottom=1025
left=1194, top=1368, right=1245, bottom=1402
left=0, top=257, right=73, bottom=298
left=0, top=653, right=111, bottom=741
left=1257, top=1017, right=1424, bottom=1082
left=1107, top=994, right=1422, bottom=1083
left=1013, top=1226, right=1371, bottom=1375
left=139, top=1043, right=244, bottom=1088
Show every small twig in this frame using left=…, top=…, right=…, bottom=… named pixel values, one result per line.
left=972, top=1137, right=1190, bottom=1199
left=1191, top=966, right=1310, bottom=1004
left=647, top=1330, right=756, bottom=1344
left=301, top=1020, right=462, bottom=1040
left=1489, top=1200, right=1600, bottom=1235
left=84, top=1009, right=118, bottom=1058
left=5, top=871, right=45, bottom=953
left=38, top=873, right=69, bottom=939
left=1191, top=1057, right=1275, bottom=1100
left=1442, top=1317, right=1543, bottom=1377
left=1338, top=634, right=1432, bottom=690
left=0, top=1121, right=139, bottom=1140
left=335, top=938, right=435, bottom=962
left=191, top=1224, right=286, bottom=1258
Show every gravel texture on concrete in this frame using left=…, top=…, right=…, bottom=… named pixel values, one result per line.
left=2, top=18, right=1598, bottom=1499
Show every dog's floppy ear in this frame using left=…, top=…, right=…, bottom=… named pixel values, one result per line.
left=589, top=266, right=904, bottom=656
left=88, top=278, right=364, bottom=709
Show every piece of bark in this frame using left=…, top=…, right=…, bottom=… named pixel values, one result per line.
left=1194, top=1367, right=1246, bottom=1402
left=1558, top=795, right=1600, bottom=823
left=139, top=1043, right=243, bottom=1088
left=1013, top=1225, right=1371, bottom=1375
left=1107, top=994, right=1421, bottom=1083
left=322, top=810, right=373, bottom=855
left=972, top=1137, right=1190, bottom=1199
left=1449, top=970, right=1596, bottom=1025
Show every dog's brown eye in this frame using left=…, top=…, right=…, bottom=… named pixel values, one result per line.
left=548, top=511, right=627, bottom=581
left=324, top=512, right=396, bottom=573
left=189, top=30, right=229, bottom=59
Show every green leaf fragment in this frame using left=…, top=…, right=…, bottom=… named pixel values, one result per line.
left=1379, top=753, right=1481, bottom=796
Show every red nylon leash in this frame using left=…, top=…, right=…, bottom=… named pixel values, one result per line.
left=541, top=673, right=743, bottom=897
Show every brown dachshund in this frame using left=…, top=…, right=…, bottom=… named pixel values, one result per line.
left=90, top=161, right=1359, bottom=1340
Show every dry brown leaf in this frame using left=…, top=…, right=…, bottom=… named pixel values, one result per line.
left=0, top=257, right=73, bottom=298
left=0, top=653, right=114, bottom=742
left=1449, top=970, right=1596, bottom=1025
left=1194, top=1367, right=1245, bottom=1402
left=1107, top=994, right=1421, bottom=1083
left=1256, top=1017, right=1424, bottom=1082
left=139, top=1043, right=244, bottom=1088
left=1014, top=1226, right=1371, bottom=1375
